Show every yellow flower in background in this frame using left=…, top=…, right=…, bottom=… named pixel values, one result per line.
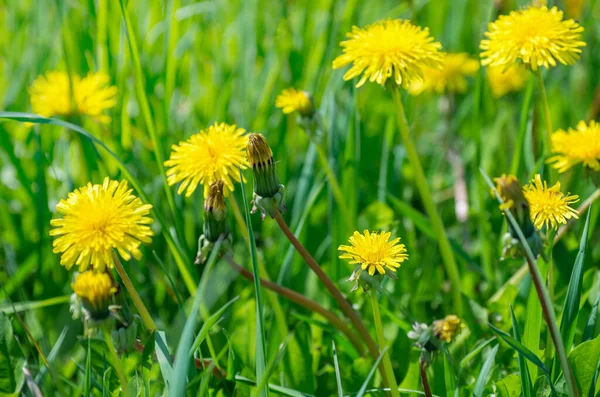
left=29, top=71, right=117, bottom=123
left=50, top=178, right=154, bottom=272
left=549, top=121, right=600, bottom=173
left=565, top=0, right=585, bottom=19
left=338, top=230, right=408, bottom=276
left=433, top=315, right=464, bottom=343
left=165, top=122, right=249, bottom=197
left=486, top=64, right=529, bottom=98
left=523, top=174, right=579, bottom=229
left=480, top=6, right=585, bottom=71
left=72, top=271, right=117, bottom=316
left=409, top=52, right=479, bottom=95
left=275, top=88, right=314, bottom=117
left=332, top=19, right=442, bottom=88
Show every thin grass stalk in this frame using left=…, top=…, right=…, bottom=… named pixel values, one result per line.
left=314, top=143, right=352, bottom=228
left=370, top=290, right=400, bottom=397
left=536, top=70, right=553, bottom=161
left=390, top=87, right=462, bottom=315
left=112, top=253, right=157, bottom=332
left=272, top=209, right=393, bottom=393
left=483, top=170, right=578, bottom=397
left=103, top=325, right=130, bottom=397
left=419, top=355, right=433, bottom=397
left=226, top=256, right=366, bottom=356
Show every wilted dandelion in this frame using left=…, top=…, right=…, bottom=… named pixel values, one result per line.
left=338, top=230, right=408, bottom=278
left=71, top=271, right=117, bottom=320
left=29, top=71, right=117, bottom=123
left=523, top=174, right=579, bottom=230
left=165, top=122, right=249, bottom=197
left=432, top=315, right=464, bottom=343
left=409, top=52, right=479, bottom=95
left=480, top=6, right=585, bottom=71
left=486, top=64, right=529, bottom=98
left=50, top=178, right=154, bottom=272
left=332, top=19, right=442, bottom=88
left=275, top=88, right=314, bottom=117
left=549, top=121, right=600, bottom=173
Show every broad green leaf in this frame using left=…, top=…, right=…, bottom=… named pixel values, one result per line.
left=495, top=373, right=522, bottom=397
left=568, top=334, right=600, bottom=396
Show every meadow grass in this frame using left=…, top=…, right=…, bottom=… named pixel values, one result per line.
left=1, top=0, right=600, bottom=396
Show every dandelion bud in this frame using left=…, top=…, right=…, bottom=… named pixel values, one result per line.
left=196, top=180, right=231, bottom=264
left=247, top=133, right=286, bottom=219
left=275, top=88, right=315, bottom=118
left=432, top=315, right=464, bottom=343
left=71, top=271, right=117, bottom=322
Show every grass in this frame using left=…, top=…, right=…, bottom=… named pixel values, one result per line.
left=1, top=0, right=600, bottom=396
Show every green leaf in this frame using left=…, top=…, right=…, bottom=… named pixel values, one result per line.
left=356, top=346, right=388, bottom=397
left=154, top=331, right=173, bottom=388
left=190, top=296, right=239, bottom=354
left=0, top=314, right=16, bottom=393
left=583, top=295, right=600, bottom=342
left=510, top=305, right=533, bottom=397
left=332, top=341, right=344, bottom=397
left=473, top=344, right=498, bottom=397
left=568, top=334, right=600, bottom=396
left=235, top=375, right=315, bottom=397
left=495, top=373, right=522, bottom=397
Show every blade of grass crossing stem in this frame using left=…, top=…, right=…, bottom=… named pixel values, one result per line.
left=0, top=113, right=197, bottom=295
left=488, top=323, right=557, bottom=396
left=332, top=341, right=344, bottom=397
left=238, top=168, right=269, bottom=397
left=473, top=344, right=498, bottom=397
left=117, top=0, right=185, bottom=246
left=482, top=168, right=577, bottom=397
left=510, top=305, right=533, bottom=397
left=356, top=346, right=388, bottom=397
left=170, top=237, right=224, bottom=395
left=190, top=296, right=239, bottom=353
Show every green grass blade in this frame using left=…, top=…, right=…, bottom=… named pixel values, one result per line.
left=332, top=341, right=344, bottom=397
left=356, top=346, right=388, bottom=397
left=235, top=375, right=315, bottom=397
left=459, top=338, right=495, bottom=371
left=190, top=296, right=239, bottom=354
left=0, top=112, right=197, bottom=294
left=155, top=331, right=174, bottom=388
left=510, top=77, right=535, bottom=176
left=238, top=167, right=269, bottom=397
left=0, top=295, right=70, bottom=313
left=473, top=344, right=498, bottom=397
left=84, top=337, right=91, bottom=397
left=510, top=305, right=533, bottom=397
left=583, top=295, right=600, bottom=342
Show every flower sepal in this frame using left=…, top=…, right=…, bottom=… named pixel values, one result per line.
left=111, top=320, right=139, bottom=354
left=195, top=233, right=233, bottom=265
left=251, top=185, right=286, bottom=220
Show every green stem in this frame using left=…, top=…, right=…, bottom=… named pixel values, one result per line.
left=314, top=143, right=352, bottom=229
left=536, top=70, right=554, bottom=165
left=370, top=290, right=400, bottom=397
left=510, top=77, right=535, bottom=175
left=113, top=253, right=157, bottom=332
left=390, top=87, right=462, bottom=315
left=103, top=325, right=130, bottom=397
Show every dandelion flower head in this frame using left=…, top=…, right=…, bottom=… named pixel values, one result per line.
left=549, top=121, right=600, bottom=173
left=165, top=122, right=249, bottom=197
left=29, top=71, right=117, bottom=123
left=333, top=19, right=443, bottom=88
left=50, top=178, right=154, bottom=272
left=523, top=174, right=579, bottom=229
left=338, top=230, right=408, bottom=276
left=480, top=6, right=585, bottom=71
left=409, top=52, right=479, bottom=95
left=486, top=64, right=529, bottom=98
left=275, top=88, right=314, bottom=117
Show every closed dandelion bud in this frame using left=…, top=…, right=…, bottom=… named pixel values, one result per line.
left=247, top=133, right=286, bottom=219
left=71, top=271, right=117, bottom=322
left=432, top=315, right=464, bottom=343
left=196, top=180, right=231, bottom=265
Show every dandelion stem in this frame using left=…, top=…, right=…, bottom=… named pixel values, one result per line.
left=536, top=70, right=554, bottom=164
left=112, top=253, right=157, bottom=332
left=419, top=355, right=433, bottom=397
left=226, top=255, right=366, bottom=356
left=103, top=325, right=130, bottom=397
left=272, top=209, right=393, bottom=393
left=390, top=87, right=463, bottom=315
left=370, top=290, right=400, bottom=397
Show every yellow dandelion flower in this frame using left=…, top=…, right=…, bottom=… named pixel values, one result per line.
left=548, top=121, right=600, bottom=173
left=486, top=64, right=529, bottom=98
left=165, top=122, right=249, bottom=197
left=480, top=6, right=585, bottom=71
left=50, top=178, right=154, bottom=272
left=275, top=88, right=314, bottom=117
left=433, top=315, right=464, bottom=343
left=523, top=174, right=579, bottom=229
left=29, top=71, right=117, bottom=123
left=338, top=230, right=408, bottom=276
left=332, top=19, right=443, bottom=88
left=409, top=52, right=479, bottom=95
left=72, top=271, right=117, bottom=317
